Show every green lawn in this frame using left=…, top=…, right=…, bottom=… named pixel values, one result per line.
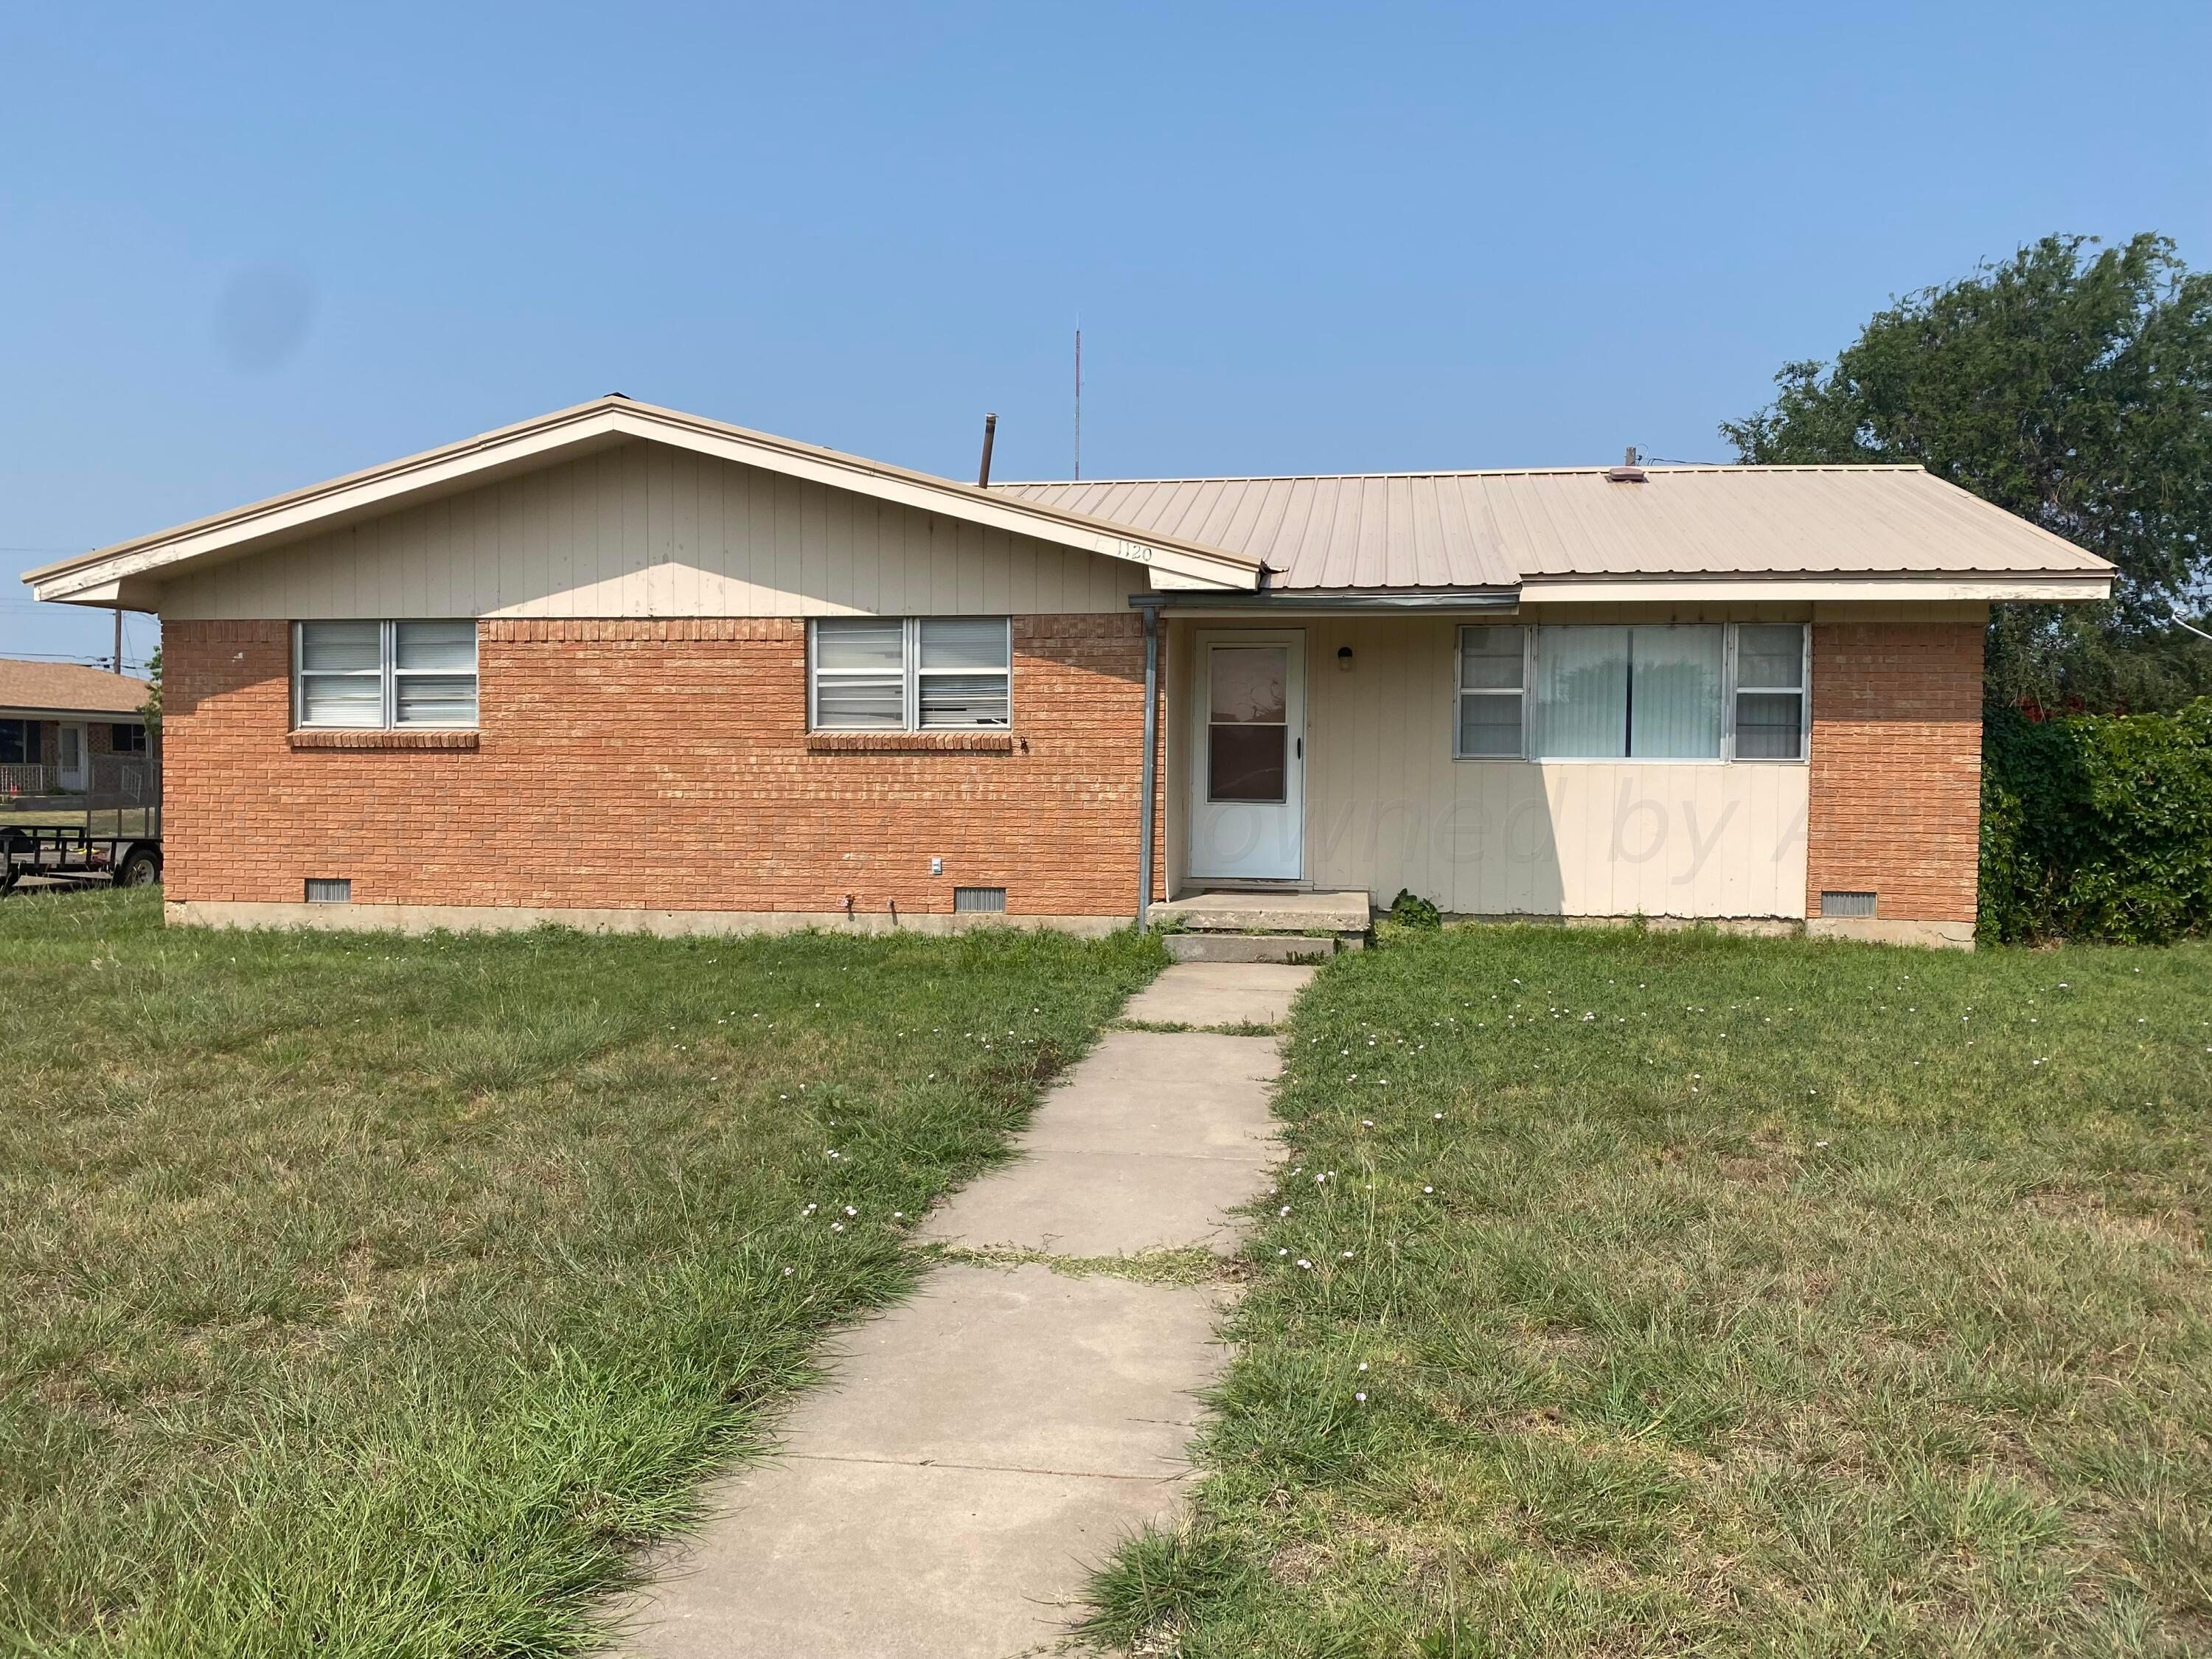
left=1088, top=926, right=2212, bottom=1658
left=0, top=889, right=1161, bottom=1656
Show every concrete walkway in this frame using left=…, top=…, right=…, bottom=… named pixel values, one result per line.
left=617, top=960, right=1312, bottom=1659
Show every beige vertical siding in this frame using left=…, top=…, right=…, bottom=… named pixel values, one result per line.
left=1207, top=619, right=1809, bottom=918
left=159, top=442, right=1147, bottom=620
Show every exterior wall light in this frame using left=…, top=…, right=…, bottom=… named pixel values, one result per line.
left=1337, top=645, right=1354, bottom=672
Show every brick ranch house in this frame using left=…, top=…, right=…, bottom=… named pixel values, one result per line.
left=25, top=396, right=2111, bottom=947
left=0, top=658, right=151, bottom=796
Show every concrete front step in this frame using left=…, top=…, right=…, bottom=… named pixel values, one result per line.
left=1150, top=888, right=1372, bottom=936
left=1163, top=932, right=1352, bottom=963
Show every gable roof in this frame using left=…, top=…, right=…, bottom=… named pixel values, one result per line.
left=994, top=465, right=2115, bottom=594
left=0, top=658, right=150, bottom=717
left=24, top=397, right=1263, bottom=607
left=24, top=398, right=2115, bottom=612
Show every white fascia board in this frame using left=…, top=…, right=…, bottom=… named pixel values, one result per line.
left=27, top=399, right=1260, bottom=604
left=27, top=408, right=631, bottom=602
left=1521, top=575, right=2113, bottom=604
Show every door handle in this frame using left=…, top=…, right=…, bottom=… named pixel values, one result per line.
left=1295, top=737, right=1303, bottom=758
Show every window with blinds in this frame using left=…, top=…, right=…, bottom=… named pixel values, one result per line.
left=294, top=622, right=478, bottom=730
left=810, top=618, right=1011, bottom=731
left=1454, top=622, right=1808, bottom=763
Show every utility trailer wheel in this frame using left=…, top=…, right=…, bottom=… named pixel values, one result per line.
left=117, top=845, right=163, bottom=888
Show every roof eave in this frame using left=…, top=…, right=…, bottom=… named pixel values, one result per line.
left=1518, top=572, right=2114, bottom=603
left=1133, top=586, right=1521, bottom=613
left=0, top=704, right=148, bottom=720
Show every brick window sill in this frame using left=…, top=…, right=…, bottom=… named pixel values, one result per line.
left=805, top=731, right=1018, bottom=754
left=289, top=729, right=480, bottom=751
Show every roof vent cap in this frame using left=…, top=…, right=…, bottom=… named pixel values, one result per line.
left=1606, top=445, right=1646, bottom=483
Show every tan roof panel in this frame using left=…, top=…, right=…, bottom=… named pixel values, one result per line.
left=0, top=658, right=150, bottom=716
left=995, top=465, right=2112, bottom=588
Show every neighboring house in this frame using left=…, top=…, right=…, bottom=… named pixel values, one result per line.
left=24, top=396, right=2111, bottom=947
left=0, top=658, right=151, bottom=796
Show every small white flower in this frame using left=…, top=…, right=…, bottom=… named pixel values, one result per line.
left=782, top=1266, right=793, bottom=1276
left=1280, top=1205, right=1292, bottom=1216
left=844, top=1206, right=857, bottom=1217
left=1354, top=1391, right=1367, bottom=1402
left=1297, top=1258, right=1312, bottom=1269
left=1423, top=1186, right=1434, bottom=1194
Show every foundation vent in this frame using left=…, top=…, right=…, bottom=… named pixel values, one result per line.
left=1820, top=890, right=1877, bottom=918
left=954, top=886, right=1007, bottom=914
left=305, top=878, right=352, bottom=904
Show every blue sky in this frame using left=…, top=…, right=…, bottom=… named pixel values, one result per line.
left=5, top=1, right=2208, bottom=669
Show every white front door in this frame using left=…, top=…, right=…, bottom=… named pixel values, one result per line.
left=57, top=725, right=86, bottom=791
left=1189, top=630, right=1304, bottom=881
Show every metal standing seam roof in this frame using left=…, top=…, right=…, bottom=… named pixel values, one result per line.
left=992, top=465, right=2114, bottom=588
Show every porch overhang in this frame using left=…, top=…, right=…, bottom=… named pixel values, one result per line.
left=1130, top=587, right=1520, bottom=616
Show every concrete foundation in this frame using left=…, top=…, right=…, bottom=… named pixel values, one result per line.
left=164, top=900, right=1124, bottom=939
left=1806, top=915, right=1976, bottom=950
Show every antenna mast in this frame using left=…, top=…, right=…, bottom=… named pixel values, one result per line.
left=1074, top=324, right=1082, bottom=481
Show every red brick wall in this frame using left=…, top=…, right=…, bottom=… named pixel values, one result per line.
left=161, top=616, right=1166, bottom=917
left=1806, top=621, right=1985, bottom=922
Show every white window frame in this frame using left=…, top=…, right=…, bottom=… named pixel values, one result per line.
left=807, top=616, right=1012, bottom=732
left=1453, top=625, right=1533, bottom=760
left=1722, top=622, right=1811, bottom=763
left=1451, top=622, right=1810, bottom=765
left=292, top=620, right=479, bottom=731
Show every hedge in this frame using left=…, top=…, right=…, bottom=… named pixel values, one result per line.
left=1980, top=697, right=2212, bottom=944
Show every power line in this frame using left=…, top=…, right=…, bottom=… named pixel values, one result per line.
left=0, top=647, right=153, bottom=667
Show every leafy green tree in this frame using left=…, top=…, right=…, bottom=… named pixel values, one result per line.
left=139, top=646, right=161, bottom=736
left=1723, top=234, right=2212, bottom=712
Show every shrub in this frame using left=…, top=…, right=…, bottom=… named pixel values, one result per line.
left=1387, top=888, right=1442, bottom=930
left=1980, top=698, right=2212, bottom=944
